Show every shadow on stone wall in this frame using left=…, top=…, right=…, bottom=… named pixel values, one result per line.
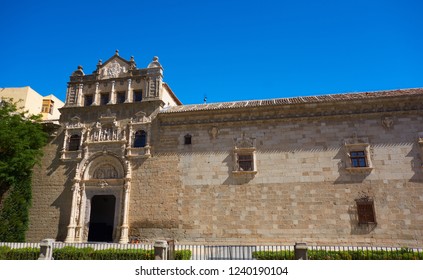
left=46, top=130, right=77, bottom=241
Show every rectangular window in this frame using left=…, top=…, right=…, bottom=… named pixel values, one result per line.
left=184, top=134, right=192, bottom=145
left=133, top=90, right=143, bottom=102
left=356, top=200, right=376, bottom=224
left=238, top=154, right=253, bottom=171
left=350, top=151, right=367, bottom=167
left=116, top=92, right=126, bottom=104
left=84, top=95, right=93, bottom=106
left=42, top=99, right=54, bottom=114
left=100, top=93, right=110, bottom=105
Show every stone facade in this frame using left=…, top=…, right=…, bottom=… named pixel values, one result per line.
left=27, top=52, right=423, bottom=247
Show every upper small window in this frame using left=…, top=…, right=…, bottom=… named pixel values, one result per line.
left=117, top=92, right=126, bottom=104
left=68, top=134, right=81, bottom=151
left=133, top=90, right=143, bottom=102
left=100, top=93, right=110, bottom=105
left=84, top=95, right=93, bottom=106
left=133, top=130, right=147, bottom=148
left=350, top=151, right=367, bottom=167
left=184, top=134, right=192, bottom=145
left=42, top=99, right=54, bottom=114
left=344, top=136, right=373, bottom=173
left=237, top=154, right=253, bottom=171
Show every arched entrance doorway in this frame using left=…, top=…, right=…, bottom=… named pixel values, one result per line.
left=64, top=152, right=132, bottom=244
left=88, top=195, right=116, bottom=242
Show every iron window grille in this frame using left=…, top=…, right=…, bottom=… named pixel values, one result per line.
left=356, top=199, right=376, bottom=224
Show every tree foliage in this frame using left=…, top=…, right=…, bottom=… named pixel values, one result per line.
left=0, top=100, right=48, bottom=241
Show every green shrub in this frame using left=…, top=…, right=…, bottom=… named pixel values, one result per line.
left=90, top=249, right=154, bottom=260
left=254, top=248, right=423, bottom=260
left=175, top=250, right=192, bottom=260
left=252, top=250, right=294, bottom=260
left=53, top=246, right=94, bottom=260
left=0, top=246, right=11, bottom=260
left=5, top=247, right=39, bottom=260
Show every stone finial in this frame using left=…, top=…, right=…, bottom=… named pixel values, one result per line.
left=115, top=49, right=119, bottom=56
left=77, top=65, right=83, bottom=70
left=130, top=56, right=135, bottom=62
left=97, top=59, right=102, bottom=66
left=147, top=56, right=162, bottom=68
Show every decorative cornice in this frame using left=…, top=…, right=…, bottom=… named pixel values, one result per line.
left=159, top=104, right=423, bottom=126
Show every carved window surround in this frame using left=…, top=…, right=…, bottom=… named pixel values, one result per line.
left=127, top=111, right=152, bottom=158
left=232, top=133, right=257, bottom=175
left=61, top=116, right=85, bottom=161
left=344, top=136, right=373, bottom=173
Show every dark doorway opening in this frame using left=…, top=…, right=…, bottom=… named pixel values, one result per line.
left=88, top=195, right=116, bottom=242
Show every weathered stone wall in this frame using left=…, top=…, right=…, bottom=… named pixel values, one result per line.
left=125, top=112, right=423, bottom=246
left=27, top=93, right=423, bottom=246
left=27, top=130, right=74, bottom=242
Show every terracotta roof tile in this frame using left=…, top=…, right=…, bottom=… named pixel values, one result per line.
left=160, top=88, right=423, bottom=114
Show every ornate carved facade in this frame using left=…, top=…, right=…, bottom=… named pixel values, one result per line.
left=27, top=52, right=423, bottom=247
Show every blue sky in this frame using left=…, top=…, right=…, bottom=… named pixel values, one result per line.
left=0, top=0, right=422, bottom=104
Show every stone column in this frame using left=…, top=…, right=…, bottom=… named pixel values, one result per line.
left=126, top=79, right=132, bottom=103
left=76, top=84, right=83, bottom=107
left=65, top=179, right=81, bottom=243
left=118, top=177, right=131, bottom=244
left=61, top=129, right=68, bottom=159
left=75, top=183, right=86, bottom=242
left=94, top=82, right=100, bottom=105
left=127, top=122, right=133, bottom=156
left=109, top=80, right=116, bottom=104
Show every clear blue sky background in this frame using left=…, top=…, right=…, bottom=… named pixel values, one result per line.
left=0, top=0, right=422, bottom=105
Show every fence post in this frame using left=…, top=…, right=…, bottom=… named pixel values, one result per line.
left=294, top=242, right=308, bottom=260
left=167, top=239, right=175, bottom=260
left=38, top=239, right=55, bottom=260
left=154, top=240, right=168, bottom=260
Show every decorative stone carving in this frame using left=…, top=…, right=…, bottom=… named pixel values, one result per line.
left=381, top=116, right=394, bottom=129
left=98, top=180, right=109, bottom=188
left=209, top=126, right=219, bottom=139
left=100, top=60, right=128, bottom=79
left=93, top=164, right=119, bottom=179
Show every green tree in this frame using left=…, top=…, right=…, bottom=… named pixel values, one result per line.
left=0, top=99, right=48, bottom=241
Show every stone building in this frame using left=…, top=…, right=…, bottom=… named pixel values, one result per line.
left=27, top=51, right=423, bottom=247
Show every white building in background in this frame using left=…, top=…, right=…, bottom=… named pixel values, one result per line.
left=0, top=86, right=64, bottom=121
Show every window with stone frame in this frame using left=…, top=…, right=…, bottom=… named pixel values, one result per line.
left=133, top=130, right=147, bottom=148
left=232, top=133, right=257, bottom=174
left=116, top=91, right=126, bottom=104
left=344, top=136, right=373, bottom=173
left=133, top=90, right=143, bottom=102
left=68, top=134, right=81, bottom=151
left=356, top=198, right=376, bottom=225
left=100, top=93, right=110, bottom=105
left=84, top=95, right=93, bottom=106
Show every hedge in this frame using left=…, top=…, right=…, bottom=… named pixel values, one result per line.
left=253, top=248, right=423, bottom=260
left=0, top=246, right=192, bottom=260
